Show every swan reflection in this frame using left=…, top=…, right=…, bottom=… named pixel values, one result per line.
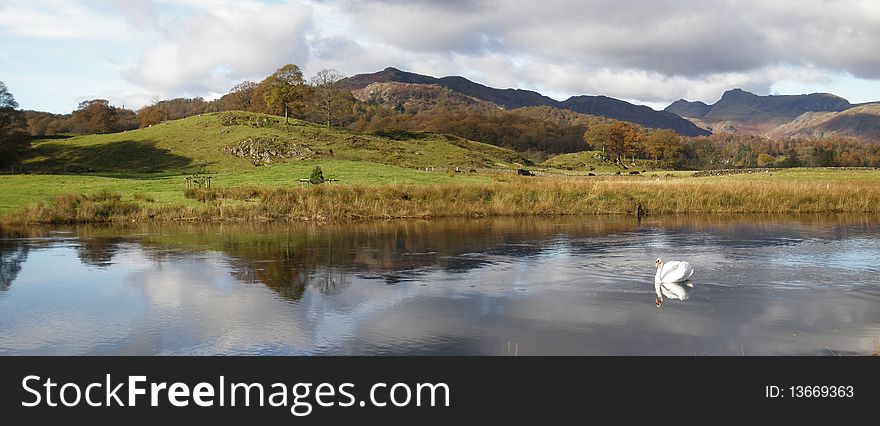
left=658, top=281, right=693, bottom=305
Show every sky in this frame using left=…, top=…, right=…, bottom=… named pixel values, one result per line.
left=3, top=0, right=880, bottom=113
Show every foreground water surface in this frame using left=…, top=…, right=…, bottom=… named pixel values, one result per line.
left=1, top=215, right=879, bottom=355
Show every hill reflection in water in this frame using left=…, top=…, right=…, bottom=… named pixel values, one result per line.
left=0, top=214, right=878, bottom=355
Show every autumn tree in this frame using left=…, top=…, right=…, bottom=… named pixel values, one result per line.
left=67, top=99, right=137, bottom=134
left=757, top=152, right=775, bottom=167
left=224, top=80, right=259, bottom=111
left=624, top=128, right=645, bottom=163
left=0, top=82, right=30, bottom=171
left=309, top=69, right=350, bottom=127
left=606, top=121, right=640, bottom=165
left=260, top=64, right=310, bottom=123
left=583, top=124, right=609, bottom=152
left=71, top=99, right=116, bottom=133
left=136, top=97, right=208, bottom=127
left=137, top=100, right=164, bottom=128
left=645, top=129, right=682, bottom=167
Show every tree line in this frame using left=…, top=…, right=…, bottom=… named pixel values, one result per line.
left=581, top=121, right=880, bottom=169
left=22, top=64, right=352, bottom=136
left=681, top=134, right=880, bottom=169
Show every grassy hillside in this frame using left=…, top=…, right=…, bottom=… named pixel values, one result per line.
left=1, top=111, right=537, bottom=215
left=23, top=111, right=530, bottom=175
left=538, top=151, right=665, bottom=174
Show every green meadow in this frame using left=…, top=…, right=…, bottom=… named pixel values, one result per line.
left=1, top=111, right=515, bottom=216
left=2, top=110, right=880, bottom=223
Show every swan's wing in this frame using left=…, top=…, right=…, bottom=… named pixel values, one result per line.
left=660, top=261, right=694, bottom=283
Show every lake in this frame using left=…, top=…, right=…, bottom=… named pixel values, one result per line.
left=1, top=215, right=879, bottom=355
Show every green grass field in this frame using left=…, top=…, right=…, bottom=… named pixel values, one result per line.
left=0, top=111, right=514, bottom=215
left=2, top=110, right=880, bottom=222
left=0, top=160, right=500, bottom=216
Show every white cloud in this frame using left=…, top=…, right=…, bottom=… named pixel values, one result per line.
left=105, top=0, right=159, bottom=31
left=329, top=0, right=880, bottom=105
left=128, top=1, right=313, bottom=95
left=5, top=0, right=880, bottom=111
left=0, top=0, right=132, bottom=39
left=350, top=1, right=497, bottom=54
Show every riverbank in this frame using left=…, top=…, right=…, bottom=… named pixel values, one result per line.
left=3, top=176, right=880, bottom=225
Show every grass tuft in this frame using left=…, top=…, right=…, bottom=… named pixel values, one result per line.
left=10, top=191, right=141, bottom=224
left=132, top=192, right=156, bottom=203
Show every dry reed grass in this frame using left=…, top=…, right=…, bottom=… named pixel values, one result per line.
left=5, top=178, right=880, bottom=224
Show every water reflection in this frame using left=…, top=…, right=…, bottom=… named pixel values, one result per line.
left=0, top=239, right=28, bottom=291
left=76, top=236, right=124, bottom=268
left=0, top=214, right=879, bottom=355
left=658, top=281, right=694, bottom=302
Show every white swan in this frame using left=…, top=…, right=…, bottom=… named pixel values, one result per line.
left=654, top=258, right=694, bottom=307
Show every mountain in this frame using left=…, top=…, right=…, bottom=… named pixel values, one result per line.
left=342, top=67, right=440, bottom=89
left=351, top=82, right=501, bottom=114
left=557, top=95, right=704, bottom=136
left=343, top=67, right=557, bottom=109
left=665, top=99, right=711, bottom=119
left=702, top=89, right=852, bottom=123
left=352, top=82, right=620, bottom=129
left=767, top=103, right=880, bottom=141
left=343, top=67, right=710, bottom=136
left=665, top=88, right=854, bottom=134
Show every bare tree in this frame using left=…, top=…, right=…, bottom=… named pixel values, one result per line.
left=309, top=69, right=349, bottom=127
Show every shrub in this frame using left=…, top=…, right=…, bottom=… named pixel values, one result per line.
left=309, top=165, right=325, bottom=185
left=132, top=192, right=156, bottom=203
left=757, top=153, right=776, bottom=168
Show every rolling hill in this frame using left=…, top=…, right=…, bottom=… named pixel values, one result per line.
left=1, top=111, right=537, bottom=215
left=343, top=67, right=710, bottom=136
left=23, top=111, right=531, bottom=175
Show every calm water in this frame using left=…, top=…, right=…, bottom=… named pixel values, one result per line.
left=1, top=215, right=879, bottom=355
